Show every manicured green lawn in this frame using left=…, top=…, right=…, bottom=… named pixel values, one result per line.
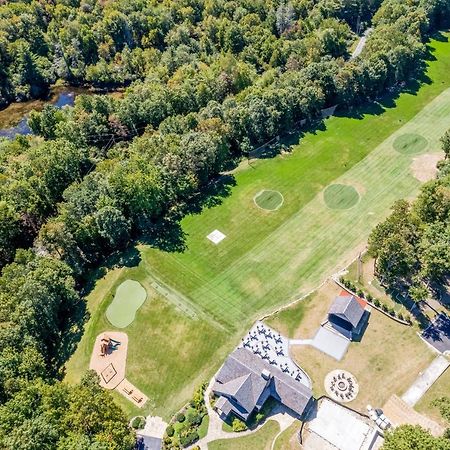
left=66, top=33, right=450, bottom=419
left=141, top=34, right=450, bottom=329
left=208, top=421, right=280, bottom=450
left=65, top=266, right=229, bottom=419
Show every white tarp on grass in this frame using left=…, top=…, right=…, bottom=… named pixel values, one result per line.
left=207, top=229, right=226, bottom=244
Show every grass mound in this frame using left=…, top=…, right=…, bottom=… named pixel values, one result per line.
left=393, top=133, right=428, bottom=154
left=106, top=279, right=147, bottom=328
left=254, top=190, right=284, bottom=211
left=323, top=184, right=360, bottom=210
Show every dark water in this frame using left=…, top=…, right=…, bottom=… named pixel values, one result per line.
left=0, top=89, right=78, bottom=139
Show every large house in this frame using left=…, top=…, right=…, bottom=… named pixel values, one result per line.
left=328, top=291, right=369, bottom=340
left=212, top=347, right=314, bottom=422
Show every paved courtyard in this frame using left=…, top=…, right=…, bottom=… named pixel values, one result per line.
left=421, top=313, right=450, bottom=354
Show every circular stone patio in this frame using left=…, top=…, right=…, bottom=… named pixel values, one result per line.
left=393, top=133, right=428, bottom=155
left=254, top=190, right=284, bottom=211
left=323, top=184, right=360, bottom=210
left=324, top=370, right=359, bottom=403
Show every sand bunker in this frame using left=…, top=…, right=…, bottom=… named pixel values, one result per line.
left=411, top=153, right=443, bottom=182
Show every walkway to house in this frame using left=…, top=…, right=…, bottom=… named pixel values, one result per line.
left=401, top=355, right=450, bottom=407
left=189, top=378, right=296, bottom=450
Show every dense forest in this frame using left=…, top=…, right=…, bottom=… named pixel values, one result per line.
left=1, top=0, right=450, bottom=448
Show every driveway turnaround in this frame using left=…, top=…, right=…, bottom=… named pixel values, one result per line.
left=421, top=313, right=450, bottom=354
left=401, top=355, right=450, bottom=407
left=311, top=327, right=350, bottom=361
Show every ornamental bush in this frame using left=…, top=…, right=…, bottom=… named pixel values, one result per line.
left=177, top=413, right=185, bottom=423
left=131, top=416, right=146, bottom=429
left=232, top=417, right=247, bottom=432
left=166, top=425, right=175, bottom=437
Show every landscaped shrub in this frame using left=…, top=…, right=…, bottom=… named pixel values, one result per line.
left=177, top=413, right=186, bottom=423
left=232, top=417, right=248, bottom=432
left=180, top=430, right=199, bottom=447
left=357, top=289, right=364, bottom=297
left=366, top=293, right=373, bottom=302
left=388, top=307, right=396, bottom=317
left=405, top=315, right=412, bottom=324
left=373, top=298, right=380, bottom=307
left=382, top=303, right=389, bottom=312
left=187, top=410, right=202, bottom=426
left=398, top=312, right=404, bottom=321
left=166, top=425, right=175, bottom=437
left=255, top=412, right=265, bottom=423
left=131, top=416, right=146, bottom=429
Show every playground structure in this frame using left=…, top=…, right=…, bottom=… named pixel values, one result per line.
left=90, top=331, right=148, bottom=407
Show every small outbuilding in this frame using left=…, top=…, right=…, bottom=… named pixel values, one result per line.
left=328, top=291, right=369, bottom=340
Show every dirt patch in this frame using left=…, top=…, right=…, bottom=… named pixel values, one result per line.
left=410, top=153, right=444, bottom=182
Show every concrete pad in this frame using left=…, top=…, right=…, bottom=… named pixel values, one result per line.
left=305, top=399, right=380, bottom=450
left=137, top=416, right=168, bottom=450
left=401, top=355, right=450, bottom=406
left=89, top=332, right=128, bottom=389
left=207, top=229, right=226, bottom=244
left=311, top=327, right=350, bottom=361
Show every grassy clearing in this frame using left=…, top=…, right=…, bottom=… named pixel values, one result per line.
left=415, top=366, right=450, bottom=427
left=208, top=421, right=280, bottom=450
left=66, top=34, right=450, bottom=419
left=279, top=281, right=436, bottom=413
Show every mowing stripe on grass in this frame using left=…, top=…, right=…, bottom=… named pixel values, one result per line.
left=161, top=88, right=450, bottom=326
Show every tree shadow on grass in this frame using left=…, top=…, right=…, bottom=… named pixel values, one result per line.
left=139, top=174, right=236, bottom=253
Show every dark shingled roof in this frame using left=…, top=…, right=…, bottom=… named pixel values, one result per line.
left=328, top=294, right=365, bottom=328
left=213, top=348, right=313, bottom=420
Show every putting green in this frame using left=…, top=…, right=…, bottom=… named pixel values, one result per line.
left=254, top=190, right=284, bottom=211
left=323, top=184, right=360, bottom=210
left=106, top=280, right=147, bottom=328
left=393, top=133, right=428, bottom=154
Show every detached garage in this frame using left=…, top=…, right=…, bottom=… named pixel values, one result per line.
left=328, top=291, right=369, bottom=340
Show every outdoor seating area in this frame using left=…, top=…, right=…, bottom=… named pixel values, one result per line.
left=325, top=370, right=359, bottom=403
left=240, top=321, right=311, bottom=387
left=117, top=379, right=148, bottom=408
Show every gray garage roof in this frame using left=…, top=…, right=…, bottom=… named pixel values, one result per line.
left=213, top=347, right=313, bottom=420
left=328, top=294, right=365, bottom=329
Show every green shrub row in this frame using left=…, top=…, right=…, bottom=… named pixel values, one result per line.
left=339, top=277, right=412, bottom=324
